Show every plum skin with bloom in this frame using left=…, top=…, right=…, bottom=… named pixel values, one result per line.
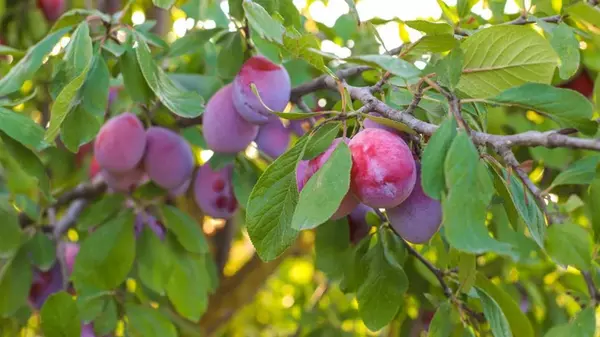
left=348, top=128, right=416, bottom=208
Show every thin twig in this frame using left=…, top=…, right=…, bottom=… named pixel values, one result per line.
left=503, top=14, right=563, bottom=25
left=52, top=199, right=89, bottom=239
left=583, top=271, right=599, bottom=306
left=293, top=281, right=330, bottom=337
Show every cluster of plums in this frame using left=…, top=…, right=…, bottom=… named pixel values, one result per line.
left=203, top=55, right=305, bottom=159
left=91, top=111, right=240, bottom=220
left=298, top=116, right=443, bottom=245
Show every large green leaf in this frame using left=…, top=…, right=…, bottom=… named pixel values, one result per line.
left=0, top=249, right=32, bottom=316
left=356, top=235, right=408, bottom=331
left=0, top=107, right=45, bottom=150
left=435, top=47, right=464, bottom=90
left=152, top=0, right=176, bottom=10
left=443, top=132, right=513, bottom=255
left=457, top=25, right=558, bottom=98
left=548, top=23, right=580, bottom=81
left=134, top=33, right=204, bottom=118
left=159, top=205, right=208, bottom=255
left=243, top=1, right=285, bottom=44
left=125, top=304, right=177, bottom=337
left=61, top=105, right=102, bottom=153
left=217, top=32, right=245, bottom=79
left=565, top=2, right=600, bottom=30
left=246, top=136, right=309, bottom=261
left=314, top=218, right=351, bottom=280
left=550, top=155, right=600, bottom=189
left=421, top=118, right=457, bottom=200
left=428, top=301, right=459, bottom=337
left=292, top=141, right=352, bottom=230
left=168, top=29, right=223, bottom=58
left=347, top=55, right=421, bottom=79
left=0, top=202, right=22, bottom=258
left=282, top=30, right=334, bottom=76
left=136, top=227, right=174, bottom=295
left=489, top=83, right=596, bottom=135
left=81, top=54, right=110, bottom=117
left=40, top=292, right=81, bottom=337
left=77, top=194, right=125, bottom=231
left=0, top=27, right=71, bottom=96
left=476, top=288, right=513, bottom=337
left=120, top=40, right=154, bottom=104
left=545, top=223, right=593, bottom=271
left=27, top=232, right=55, bottom=271
left=72, top=210, right=136, bottom=291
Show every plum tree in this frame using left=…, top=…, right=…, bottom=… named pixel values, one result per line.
left=347, top=204, right=373, bottom=244
left=94, top=112, right=147, bottom=174
left=193, top=164, right=238, bottom=219
left=203, top=84, right=259, bottom=153
left=143, top=127, right=194, bottom=190
left=232, top=56, right=291, bottom=124
left=255, top=115, right=291, bottom=159
left=100, top=167, right=145, bottom=193
left=386, top=164, right=442, bottom=244
left=300, top=138, right=359, bottom=219
left=349, top=128, right=416, bottom=208
left=37, top=0, right=66, bottom=21
left=28, top=263, right=63, bottom=309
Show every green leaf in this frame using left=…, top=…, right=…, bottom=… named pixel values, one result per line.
left=0, top=203, right=22, bottom=258
left=405, top=20, right=453, bottom=35
left=136, top=226, right=174, bottom=295
left=76, top=288, right=108, bottom=322
left=0, top=45, right=25, bottom=57
left=93, top=298, right=118, bottom=336
left=159, top=205, right=208, bottom=254
left=228, top=0, right=244, bottom=20
left=0, top=107, right=45, bottom=151
left=102, top=39, right=126, bottom=57
left=71, top=210, right=136, bottom=291
left=27, top=232, right=55, bottom=271
left=40, top=291, right=81, bottom=337
left=550, top=155, right=600, bottom=189
left=125, top=304, right=177, bottom=337
left=61, top=105, right=102, bottom=153
left=362, top=112, right=416, bottom=135
left=292, top=141, right=352, bottom=230
left=275, top=111, right=322, bottom=120
left=243, top=1, right=285, bottom=44
left=565, top=2, right=600, bottom=30
left=457, top=0, right=479, bottom=17
left=217, top=32, right=245, bottom=79
left=279, top=0, right=302, bottom=29
left=0, top=89, right=38, bottom=107
left=589, top=179, right=600, bottom=242
left=457, top=253, right=476, bottom=293
left=81, top=55, right=110, bottom=117
left=50, top=9, right=111, bottom=33
left=168, top=74, right=223, bottom=103
left=476, top=288, right=513, bottom=337
left=347, top=54, right=421, bottom=79
left=0, top=27, right=71, bottom=96
left=474, top=272, right=534, bottom=337
left=457, top=25, right=558, bottom=98
left=246, top=136, right=309, bottom=261
left=303, top=122, right=340, bottom=160
left=410, top=34, right=458, bottom=54
left=232, top=162, right=258, bottom=209
left=315, top=218, right=351, bottom=280
left=134, top=33, right=204, bottom=118
left=77, top=194, right=125, bottom=231
left=489, top=83, right=596, bottom=135
left=0, top=249, right=32, bottom=316
left=152, top=0, right=175, bottom=9
left=428, top=301, right=458, bottom=337
left=443, top=132, right=513, bottom=255
left=44, top=26, right=93, bottom=145
left=120, top=41, right=154, bottom=104
left=168, top=29, right=223, bottom=57
left=545, top=223, right=593, bottom=271
left=571, top=307, right=596, bottom=337
left=421, top=118, right=457, bottom=200
left=282, top=31, right=333, bottom=76
left=549, top=23, right=580, bottom=81
left=435, top=47, right=464, bottom=90
left=356, top=238, right=408, bottom=331
left=166, top=245, right=209, bottom=322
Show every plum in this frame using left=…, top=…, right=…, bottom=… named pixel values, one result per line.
left=255, top=115, right=291, bottom=159
left=81, top=324, right=96, bottom=337
left=169, top=178, right=191, bottom=197
left=143, top=127, right=194, bottom=190
left=203, top=84, right=259, bottom=153
left=94, top=112, right=147, bottom=174
left=37, top=0, right=65, bottom=21
left=134, top=212, right=166, bottom=240
left=193, top=164, right=238, bottom=219
left=101, top=167, right=144, bottom=193
left=288, top=120, right=308, bottom=137
left=347, top=203, right=373, bottom=244
left=62, top=242, right=80, bottom=276
left=386, top=164, right=442, bottom=244
left=363, top=112, right=410, bottom=142
left=29, top=263, right=63, bottom=309
left=232, top=56, right=291, bottom=124
left=300, top=138, right=359, bottom=220
left=296, top=160, right=309, bottom=191
left=75, top=142, right=93, bottom=168
left=89, top=155, right=101, bottom=179
left=349, top=128, right=416, bottom=208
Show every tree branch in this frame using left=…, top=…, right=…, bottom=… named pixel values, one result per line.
left=583, top=271, right=600, bottom=306
left=503, top=14, right=563, bottom=25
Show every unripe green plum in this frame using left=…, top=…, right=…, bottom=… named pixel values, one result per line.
left=203, top=84, right=259, bottom=153
left=386, top=164, right=442, bottom=244
left=232, top=56, right=291, bottom=124
left=349, top=128, right=416, bottom=208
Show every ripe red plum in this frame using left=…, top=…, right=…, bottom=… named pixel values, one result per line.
left=143, top=127, right=194, bottom=190
left=94, top=112, right=146, bottom=174
left=193, top=164, right=238, bottom=219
